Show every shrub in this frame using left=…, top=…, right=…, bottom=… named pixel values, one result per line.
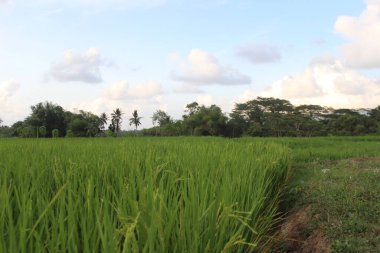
left=52, top=129, right=59, bottom=138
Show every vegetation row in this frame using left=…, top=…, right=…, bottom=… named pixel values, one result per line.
left=1, top=97, right=380, bottom=138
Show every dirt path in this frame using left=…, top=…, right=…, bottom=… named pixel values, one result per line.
left=277, top=206, right=331, bottom=253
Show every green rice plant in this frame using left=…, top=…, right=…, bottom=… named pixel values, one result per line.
left=0, top=137, right=290, bottom=252
left=239, top=136, right=380, bottom=163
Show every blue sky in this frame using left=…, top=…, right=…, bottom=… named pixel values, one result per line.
left=1, top=0, right=380, bottom=129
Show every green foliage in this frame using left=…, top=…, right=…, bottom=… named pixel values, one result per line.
left=52, top=129, right=59, bottom=138
left=25, top=102, right=66, bottom=137
left=291, top=158, right=380, bottom=253
left=21, top=126, right=35, bottom=138
left=0, top=126, right=12, bottom=137
left=129, top=110, right=142, bottom=131
left=152, top=110, right=172, bottom=127
left=65, top=129, right=74, bottom=138
left=99, top=113, right=108, bottom=130
left=2, top=97, right=380, bottom=138
left=38, top=126, right=47, bottom=137
left=275, top=136, right=380, bottom=253
left=111, top=108, right=123, bottom=134
left=105, top=129, right=115, bottom=137
left=227, top=97, right=380, bottom=137
left=0, top=138, right=290, bottom=252
left=66, top=110, right=102, bottom=137
left=182, top=104, right=227, bottom=136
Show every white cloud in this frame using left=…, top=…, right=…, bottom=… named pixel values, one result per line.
left=260, top=57, right=380, bottom=108
left=67, top=93, right=167, bottom=129
left=310, top=54, right=336, bottom=66
left=102, top=80, right=129, bottom=100
left=335, top=0, right=380, bottom=68
left=102, top=80, right=162, bottom=100
left=236, top=43, right=281, bottom=64
left=172, top=49, right=251, bottom=86
left=268, top=69, right=324, bottom=99
left=0, top=80, right=20, bottom=114
left=128, top=81, right=162, bottom=98
left=196, top=95, right=214, bottom=106
left=173, top=84, right=204, bottom=94
left=48, top=48, right=108, bottom=84
left=237, top=89, right=256, bottom=103
left=194, top=95, right=233, bottom=114
left=0, top=80, right=19, bottom=102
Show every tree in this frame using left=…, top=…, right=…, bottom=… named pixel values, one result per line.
left=38, top=126, right=47, bottom=137
left=152, top=110, right=172, bottom=127
left=183, top=104, right=227, bottom=136
left=52, top=129, right=59, bottom=138
left=230, top=97, right=294, bottom=136
left=129, top=110, right=142, bottom=131
left=370, top=106, right=380, bottom=121
left=99, top=113, right=108, bottom=131
left=111, top=108, right=123, bottom=135
left=0, top=118, right=2, bottom=126
left=25, top=102, right=66, bottom=137
left=65, top=110, right=102, bottom=137
left=69, top=118, right=88, bottom=137
left=184, top=102, right=199, bottom=117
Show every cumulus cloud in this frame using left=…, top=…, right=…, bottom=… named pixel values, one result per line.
left=237, top=89, right=256, bottom=103
left=0, top=80, right=20, bottom=114
left=335, top=0, right=380, bottom=68
left=172, top=49, right=251, bottom=86
left=173, top=84, right=204, bottom=94
left=0, top=80, right=19, bottom=102
left=236, top=43, right=281, bottom=64
left=67, top=91, right=167, bottom=129
left=196, top=95, right=214, bottom=106
left=260, top=57, right=380, bottom=108
left=195, top=95, right=233, bottom=113
left=310, top=54, right=336, bottom=66
left=102, top=80, right=162, bottom=100
left=48, top=48, right=108, bottom=84
left=268, top=69, right=324, bottom=99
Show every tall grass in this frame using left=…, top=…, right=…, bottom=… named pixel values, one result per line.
left=0, top=138, right=290, bottom=252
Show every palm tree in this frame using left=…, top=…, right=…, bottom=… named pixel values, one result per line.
left=111, top=108, right=123, bottom=135
left=99, top=113, right=108, bottom=131
left=129, top=110, right=142, bottom=131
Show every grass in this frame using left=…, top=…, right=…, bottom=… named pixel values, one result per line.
left=0, top=137, right=290, bottom=253
left=276, top=136, right=380, bottom=252
left=2, top=136, right=380, bottom=252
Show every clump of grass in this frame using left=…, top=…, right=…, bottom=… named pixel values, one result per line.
left=0, top=137, right=290, bottom=252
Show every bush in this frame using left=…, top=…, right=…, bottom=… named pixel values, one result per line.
left=52, top=129, right=59, bottom=138
left=38, top=126, right=47, bottom=137
left=65, top=130, right=74, bottom=138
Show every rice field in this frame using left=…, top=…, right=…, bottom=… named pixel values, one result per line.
left=0, top=138, right=290, bottom=253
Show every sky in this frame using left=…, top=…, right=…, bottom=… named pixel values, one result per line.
left=1, top=0, right=380, bottom=129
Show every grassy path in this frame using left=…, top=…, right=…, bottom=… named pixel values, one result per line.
left=277, top=157, right=380, bottom=252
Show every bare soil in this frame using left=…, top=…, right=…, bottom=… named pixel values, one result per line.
left=276, top=206, right=331, bottom=253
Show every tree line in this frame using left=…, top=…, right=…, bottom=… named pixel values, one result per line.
left=1, top=97, right=380, bottom=138
left=0, top=102, right=142, bottom=138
